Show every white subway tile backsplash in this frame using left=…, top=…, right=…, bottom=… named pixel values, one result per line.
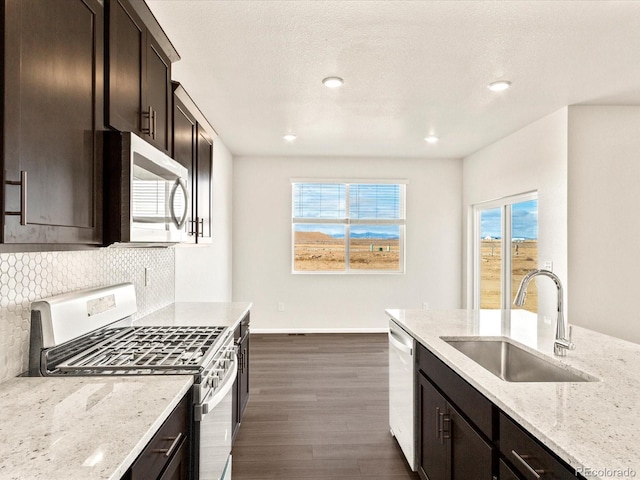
left=0, top=248, right=175, bottom=383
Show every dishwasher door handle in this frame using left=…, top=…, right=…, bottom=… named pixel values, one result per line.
left=389, top=331, right=412, bottom=356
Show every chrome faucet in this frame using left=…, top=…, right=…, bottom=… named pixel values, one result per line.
left=513, top=269, right=575, bottom=356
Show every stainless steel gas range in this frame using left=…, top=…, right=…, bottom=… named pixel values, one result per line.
left=28, top=283, right=234, bottom=480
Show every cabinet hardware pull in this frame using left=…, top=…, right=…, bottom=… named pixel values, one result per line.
left=511, top=450, right=545, bottom=479
left=153, top=432, right=183, bottom=458
left=442, top=413, right=451, bottom=440
left=4, top=171, right=28, bottom=225
left=438, top=411, right=446, bottom=444
left=141, top=106, right=154, bottom=137
left=198, top=217, right=204, bottom=237
left=152, top=107, right=157, bottom=140
left=435, top=407, right=441, bottom=439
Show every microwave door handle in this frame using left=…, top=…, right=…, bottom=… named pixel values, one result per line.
left=169, top=178, right=189, bottom=229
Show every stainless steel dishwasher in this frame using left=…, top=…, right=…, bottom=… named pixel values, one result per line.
left=388, top=319, right=416, bottom=471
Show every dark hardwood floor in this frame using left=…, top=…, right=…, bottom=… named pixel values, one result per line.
left=232, top=333, right=420, bottom=479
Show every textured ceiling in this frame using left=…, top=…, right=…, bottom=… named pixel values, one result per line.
left=147, top=0, right=640, bottom=158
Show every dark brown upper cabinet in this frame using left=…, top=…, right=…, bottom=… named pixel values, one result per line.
left=1, top=0, right=104, bottom=245
left=106, top=0, right=179, bottom=155
left=172, top=83, right=215, bottom=243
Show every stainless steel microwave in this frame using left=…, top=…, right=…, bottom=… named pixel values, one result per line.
left=104, top=131, right=189, bottom=245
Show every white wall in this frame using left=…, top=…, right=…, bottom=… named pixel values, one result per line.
left=568, top=106, right=640, bottom=344
left=462, top=108, right=569, bottom=316
left=232, top=156, right=462, bottom=331
left=175, top=138, right=234, bottom=302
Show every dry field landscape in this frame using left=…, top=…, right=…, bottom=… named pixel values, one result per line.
left=294, top=231, right=399, bottom=271
left=293, top=233, right=537, bottom=311
left=481, top=239, right=538, bottom=310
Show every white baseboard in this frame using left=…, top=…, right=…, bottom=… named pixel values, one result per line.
left=251, top=327, right=388, bottom=334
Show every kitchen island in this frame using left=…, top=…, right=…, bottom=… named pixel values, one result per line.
left=386, top=308, right=640, bottom=480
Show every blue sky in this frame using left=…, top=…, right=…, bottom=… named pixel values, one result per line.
left=480, top=200, right=538, bottom=239
left=293, top=183, right=400, bottom=219
left=293, top=183, right=401, bottom=239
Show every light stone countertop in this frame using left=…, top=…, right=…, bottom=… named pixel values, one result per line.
left=0, top=376, right=193, bottom=480
left=386, top=308, right=640, bottom=480
left=133, top=301, right=252, bottom=330
left=0, top=301, right=251, bottom=480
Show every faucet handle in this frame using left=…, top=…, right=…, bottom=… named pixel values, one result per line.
left=554, top=326, right=576, bottom=356
left=567, top=326, right=576, bottom=350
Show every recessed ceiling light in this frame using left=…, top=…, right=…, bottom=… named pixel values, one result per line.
left=488, top=80, right=511, bottom=92
left=283, top=134, right=297, bottom=142
left=322, top=76, right=344, bottom=88
left=424, top=135, right=439, bottom=144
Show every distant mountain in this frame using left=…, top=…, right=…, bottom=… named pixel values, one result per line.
left=295, top=231, right=339, bottom=244
left=295, top=231, right=400, bottom=242
left=332, top=232, right=399, bottom=240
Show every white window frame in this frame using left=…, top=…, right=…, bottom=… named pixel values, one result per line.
left=291, top=179, right=407, bottom=274
left=471, top=191, right=537, bottom=309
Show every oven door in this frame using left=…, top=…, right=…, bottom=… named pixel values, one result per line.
left=196, top=356, right=237, bottom=480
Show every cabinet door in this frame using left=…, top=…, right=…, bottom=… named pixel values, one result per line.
left=157, top=437, right=188, bottom=480
left=3, top=0, right=103, bottom=244
left=499, top=460, right=523, bottom=480
left=107, top=0, right=144, bottom=133
left=129, top=394, right=190, bottom=480
left=417, top=374, right=449, bottom=480
left=232, top=323, right=241, bottom=442
left=172, top=96, right=197, bottom=242
left=195, top=127, right=213, bottom=241
left=145, top=35, right=172, bottom=154
left=500, top=412, right=576, bottom=480
left=239, top=331, right=250, bottom=417
left=449, top=404, right=493, bottom=480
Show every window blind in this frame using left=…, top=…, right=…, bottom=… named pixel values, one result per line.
left=293, top=183, right=346, bottom=219
left=349, top=184, right=402, bottom=220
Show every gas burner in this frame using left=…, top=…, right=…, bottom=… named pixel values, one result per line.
left=179, top=349, right=204, bottom=364
left=49, top=325, right=228, bottom=374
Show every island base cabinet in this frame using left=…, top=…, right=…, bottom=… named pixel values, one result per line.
left=417, top=373, right=493, bottom=480
left=418, top=374, right=448, bottom=480
left=499, top=412, right=579, bottom=480
left=413, top=344, right=582, bottom=480
left=499, top=460, right=522, bottom=480
left=450, top=406, right=493, bottom=480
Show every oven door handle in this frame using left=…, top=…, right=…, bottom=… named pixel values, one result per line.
left=195, top=355, right=238, bottom=422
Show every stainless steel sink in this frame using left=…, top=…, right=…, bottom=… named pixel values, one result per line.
left=441, top=338, right=597, bottom=383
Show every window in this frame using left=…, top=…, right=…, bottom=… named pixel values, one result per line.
left=473, top=192, right=538, bottom=311
left=292, top=181, right=406, bottom=273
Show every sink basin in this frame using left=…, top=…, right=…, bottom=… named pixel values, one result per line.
left=441, top=338, right=597, bottom=383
